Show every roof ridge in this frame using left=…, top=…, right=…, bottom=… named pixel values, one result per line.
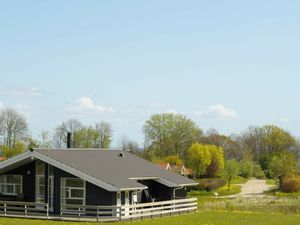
left=34, top=148, right=123, bottom=151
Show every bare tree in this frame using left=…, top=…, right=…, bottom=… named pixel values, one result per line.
left=95, top=121, right=112, bottom=148
left=39, top=130, right=52, bottom=148
left=52, top=119, right=83, bottom=148
left=0, top=108, right=28, bottom=148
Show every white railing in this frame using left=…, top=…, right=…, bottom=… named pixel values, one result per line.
left=60, top=198, right=197, bottom=222
left=0, top=201, right=49, bottom=218
left=60, top=204, right=120, bottom=222
left=120, top=198, right=197, bottom=221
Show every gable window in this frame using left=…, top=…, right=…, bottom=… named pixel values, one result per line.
left=61, top=178, right=85, bottom=206
left=0, top=175, right=22, bottom=195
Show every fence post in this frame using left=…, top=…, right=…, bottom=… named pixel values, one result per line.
left=25, top=204, right=27, bottom=217
left=96, top=206, right=99, bottom=222
left=46, top=203, right=49, bottom=219
left=120, top=206, right=122, bottom=222
left=4, top=203, right=6, bottom=216
left=78, top=207, right=80, bottom=221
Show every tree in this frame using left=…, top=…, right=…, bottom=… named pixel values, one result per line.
left=95, top=121, right=112, bottom=148
left=39, top=130, right=52, bottom=148
left=163, top=155, right=183, bottom=166
left=2, top=141, right=26, bottom=158
left=121, top=135, right=141, bottom=153
left=53, top=123, right=67, bottom=148
left=223, top=160, right=240, bottom=190
left=52, top=119, right=83, bottom=148
left=206, top=145, right=225, bottom=177
left=239, top=125, right=297, bottom=171
left=187, top=143, right=211, bottom=177
left=0, top=108, right=28, bottom=148
left=239, top=160, right=254, bottom=178
left=269, top=150, right=297, bottom=190
left=143, top=113, right=202, bottom=158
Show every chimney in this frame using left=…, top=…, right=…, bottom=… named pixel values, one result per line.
left=67, top=132, right=72, bottom=149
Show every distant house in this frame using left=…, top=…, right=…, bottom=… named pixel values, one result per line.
left=0, top=148, right=197, bottom=220
left=157, top=163, right=192, bottom=177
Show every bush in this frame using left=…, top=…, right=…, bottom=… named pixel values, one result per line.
left=253, top=164, right=265, bottom=179
left=188, top=178, right=226, bottom=191
left=239, top=160, right=253, bottom=178
left=282, top=176, right=300, bottom=193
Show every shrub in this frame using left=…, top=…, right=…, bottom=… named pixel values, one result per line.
left=253, top=164, right=265, bottom=179
left=239, top=160, right=253, bottom=178
left=282, top=176, right=300, bottom=193
left=188, top=178, right=226, bottom=191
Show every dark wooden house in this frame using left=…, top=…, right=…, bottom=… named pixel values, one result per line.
left=0, top=149, right=197, bottom=217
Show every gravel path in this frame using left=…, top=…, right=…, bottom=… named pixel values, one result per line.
left=226, top=179, right=275, bottom=198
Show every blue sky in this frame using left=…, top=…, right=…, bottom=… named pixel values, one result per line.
left=1, top=1, right=300, bottom=146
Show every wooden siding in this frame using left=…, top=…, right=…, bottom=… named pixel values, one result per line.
left=86, top=182, right=116, bottom=206
left=0, top=161, right=36, bottom=202
left=138, top=180, right=174, bottom=202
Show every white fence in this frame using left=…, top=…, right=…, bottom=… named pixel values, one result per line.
left=0, top=198, right=197, bottom=222
left=0, top=201, right=48, bottom=218
left=60, top=198, right=197, bottom=222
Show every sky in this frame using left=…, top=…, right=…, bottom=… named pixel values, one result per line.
left=0, top=0, right=300, bottom=147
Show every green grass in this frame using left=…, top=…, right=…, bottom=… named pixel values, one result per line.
left=266, top=179, right=278, bottom=185
left=230, top=176, right=249, bottom=185
left=265, top=189, right=300, bottom=198
left=188, top=185, right=241, bottom=198
left=0, top=211, right=300, bottom=225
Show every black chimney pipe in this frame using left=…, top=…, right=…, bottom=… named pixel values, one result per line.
left=67, top=132, right=72, bottom=148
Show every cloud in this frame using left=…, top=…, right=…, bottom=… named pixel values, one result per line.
left=66, top=97, right=115, bottom=114
left=5, top=87, right=42, bottom=97
left=166, top=108, right=178, bottom=114
left=280, top=117, right=290, bottom=123
left=195, top=104, right=237, bottom=118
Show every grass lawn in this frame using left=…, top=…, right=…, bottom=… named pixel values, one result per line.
left=0, top=211, right=300, bottom=225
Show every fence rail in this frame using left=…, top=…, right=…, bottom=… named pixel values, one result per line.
left=0, top=201, right=48, bottom=218
left=0, top=198, right=197, bottom=222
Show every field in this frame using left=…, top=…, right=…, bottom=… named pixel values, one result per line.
left=0, top=211, right=300, bottom=225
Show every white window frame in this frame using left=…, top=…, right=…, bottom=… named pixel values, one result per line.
left=61, top=178, right=85, bottom=206
left=35, top=160, right=46, bottom=203
left=0, top=175, right=23, bottom=196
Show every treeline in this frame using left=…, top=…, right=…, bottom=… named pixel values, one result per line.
left=1, top=108, right=300, bottom=189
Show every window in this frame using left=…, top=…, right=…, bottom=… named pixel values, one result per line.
left=0, top=175, right=22, bottom=195
left=36, top=161, right=45, bottom=203
left=61, top=178, right=85, bottom=206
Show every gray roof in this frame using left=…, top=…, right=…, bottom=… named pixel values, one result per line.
left=35, top=148, right=197, bottom=190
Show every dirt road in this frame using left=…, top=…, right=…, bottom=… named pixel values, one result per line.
left=227, top=179, right=275, bottom=198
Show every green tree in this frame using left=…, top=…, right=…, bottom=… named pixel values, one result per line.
left=269, top=150, right=297, bottom=190
left=240, top=125, right=297, bottom=171
left=206, top=145, right=225, bottom=177
left=2, top=141, right=26, bottom=158
left=143, top=113, right=202, bottom=158
left=187, top=143, right=211, bottom=177
left=163, top=155, right=183, bottom=166
left=239, top=160, right=254, bottom=178
left=223, top=159, right=240, bottom=190
left=95, top=121, right=113, bottom=148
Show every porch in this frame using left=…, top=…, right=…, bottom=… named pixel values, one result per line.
left=0, top=198, right=197, bottom=222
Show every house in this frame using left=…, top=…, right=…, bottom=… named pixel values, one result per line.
left=157, top=163, right=192, bottom=177
left=0, top=148, right=197, bottom=220
left=157, top=162, right=171, bottom=170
